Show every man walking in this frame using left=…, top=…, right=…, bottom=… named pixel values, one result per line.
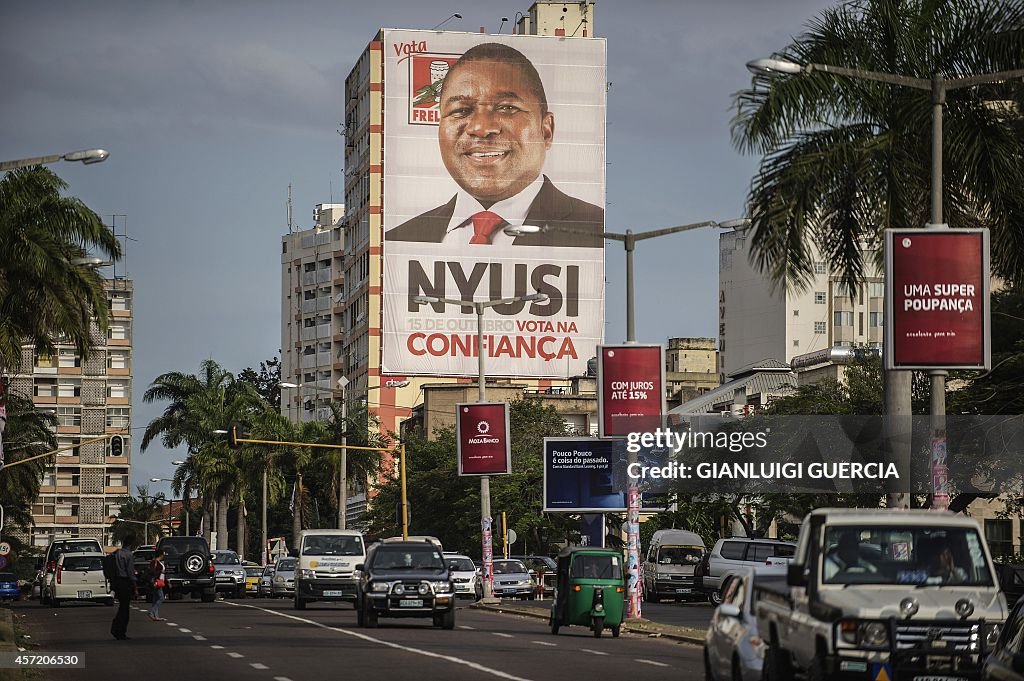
left=110, top=533, right=138, bottom=640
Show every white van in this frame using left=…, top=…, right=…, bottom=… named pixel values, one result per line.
left=293, top=529, right=365, bottom=610
left=642, top=529, right=706, bottom=602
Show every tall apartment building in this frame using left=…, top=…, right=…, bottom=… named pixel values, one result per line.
left=280, top=203, right=347, bottom=423
left=8, top=279, right=133, bottom=549
left=340, top=2, right=598, bottom=435
left=718, top=227, right=884, bottom=383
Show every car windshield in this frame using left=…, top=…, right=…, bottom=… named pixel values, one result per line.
left=372, top=548, right=445, bottom=571
left=63, top=556, right=103, bottom=572
left=571, top=554, right=623, bottom=580
left=134, top=550, right=155, bottom=562
left=302, top=535, right=364, bottom=556
left=492, top=561, right=527, bottom=575
left=245, top=567, right=262, bottom=577
left=276, top=559, right=296, bottom=572
left=822, top=525, right=995, bottom=586
left=262, top=566, right=275, bottom=576
left=52, top=540, right=101, bottom=558
left=212, top=552, right=241, bottom=565
left=658, top=547, right=703, bottom=565
left=160, top=539, right=209, bottom=557
left=447, top=558, right=476, bottom=572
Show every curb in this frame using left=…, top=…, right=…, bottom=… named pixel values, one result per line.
left=469, top=601, right=707, bottom=645
left=0, top=606, right=23, bottom=681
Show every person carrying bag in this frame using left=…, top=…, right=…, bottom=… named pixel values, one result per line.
left=148, top=549, right=167, bottom=622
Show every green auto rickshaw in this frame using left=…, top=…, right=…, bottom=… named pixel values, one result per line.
left=549, top=547, right=626, bottom=637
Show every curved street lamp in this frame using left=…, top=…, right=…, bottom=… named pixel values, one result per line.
left=0, top=148, right=109, bottom=172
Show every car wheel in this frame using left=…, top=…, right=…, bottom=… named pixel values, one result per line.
left=356, top=599, right=364, bottom=626
left=362, top=602, right=378, bottom=628
left=709, top=589, right=723, bottom=606
left=237, top=587, right=245, bottom=599
left=592, top=617, right=603, bottom=637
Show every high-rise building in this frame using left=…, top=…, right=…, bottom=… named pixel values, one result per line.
left=280, top=203, right=347, bottom=423
left=8, top=279, right=134, bottom=549
left=340, top=2, right=603, bottom=436
left=718, top=227, right=884, bottom=382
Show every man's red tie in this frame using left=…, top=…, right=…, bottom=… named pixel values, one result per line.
left=469, top=211, right=505, bottom=244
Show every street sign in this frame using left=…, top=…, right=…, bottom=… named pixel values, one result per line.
left=597, top=344, right=665, bottom=437
left=0, top=542, right=10, bottom=556
left=506, top=529, right=517, bottom=546
left=456, top=402, right=511, bottom=476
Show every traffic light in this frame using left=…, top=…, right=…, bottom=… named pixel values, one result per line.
left=110, top=435, right=123, bottom=457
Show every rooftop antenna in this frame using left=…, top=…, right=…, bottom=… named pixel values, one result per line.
left=432, top=13, right=462, bottom=30
left=287, top=184, right=293, bottom=234
left=497, top=16, right=509, bottom=33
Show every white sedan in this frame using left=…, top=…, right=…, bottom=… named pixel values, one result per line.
left=703, top=567, right=780, bottom=681
left=45, top=552, right=114, bottom=607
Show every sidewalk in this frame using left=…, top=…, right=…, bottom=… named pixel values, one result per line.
left=469, top=599, right=707, bottom=645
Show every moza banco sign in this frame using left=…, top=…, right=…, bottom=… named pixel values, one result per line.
left=456, top=402, right=511, bottom=476
left=885, top=228, right=990, bottom=370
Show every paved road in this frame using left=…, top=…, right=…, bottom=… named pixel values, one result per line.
left=496, top=596, right=714, bottom=630
left=9, top=597, right=705, bottom=681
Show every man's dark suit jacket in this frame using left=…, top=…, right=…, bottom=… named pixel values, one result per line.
left=385, top=176, right=604, bottom=247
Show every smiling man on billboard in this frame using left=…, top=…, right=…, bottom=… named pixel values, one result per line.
left=385, top=43, right=603, bottom=248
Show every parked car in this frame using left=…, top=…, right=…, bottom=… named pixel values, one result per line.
left=259, top=564, right=275, bottom=597
left=695, top=537, right=796, bottom=605
left=491, top=559, right=534, bottom=600
left=509, top=554, right=557, bottom=591
left=642, top=529, right=705, bottom=602
left=704, top=568, right=781, bottom=681
left=211, top=550, right=246, bottom=598
left=984, top=595, right=1024, bottom=680
left=994, top=561, right=1024, bottom=608
left=38, top=537, right=104, bottom=605
left=445, top=554, right=483, bottom=600
left=0, top=573, right=20, bottom=601
left=272, top=558, right=296, bottom=598
left=355, top=540, right=455, bottom=629
left=43, top=552, right=114, bottom=607
left=155, top=535, right=216, bottom=602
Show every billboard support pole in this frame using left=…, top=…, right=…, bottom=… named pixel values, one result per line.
left=927, top=74, right=949, bottom=512
left=476, top=301, right=496, bottom=602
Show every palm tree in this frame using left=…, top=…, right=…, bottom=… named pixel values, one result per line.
left=109, top=485, right=166, bottom=546
left=731, top=0, right=1024, bottom=293
left=0, top=167, right=121, bottom=374
left=0, top=393, right=57, bottom=530
left=312, top=401, right=387, bottom=527
left=141, top=359, right=262, bottom=550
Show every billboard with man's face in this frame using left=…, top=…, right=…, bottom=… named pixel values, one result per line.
left=382, top=29, right=607, bottom=378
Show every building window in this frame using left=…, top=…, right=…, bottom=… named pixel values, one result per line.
left=36, top=352, right=56, bottom=368
left=108, top=323, right=128, bottom=340
left=814, top=261, right=826, bottom=274
left=110, top=293, right=130, bottom=312
left=814, top=292, right=826, bottom=304
left=55, top=470, right=80, bottom=487
left=813, top=322, right=826, bottom=334
left=41, top=471, right=55, bottom=486
left=107, top=407, right=130, bottom=428
left=105, top=502, right=122, bottom=517
left=869, top=312, right=883, bottom=328
left=833, top=311, right=854, bottom=326
left=34, top=380, right=57, bottom=398
left=56, top=438, right=80, bottom=457
left=107, top=382, right=128, bottom=399
left=792, top=309, right=799, bottom=317
left=792, top=340, right=800, bottom=347
left=58, top=349, right=81, bottom=368
left=108, top=352, right=129, bottom=370
left=57, top=382, right=81, bottom=398
left=55, top=500, right=79, bottom=517
left=106, top=472, right=129, bottom=487
left=985, top=519, right=1013, bottom=559
left=56, top=407, right=81, bottom=427
left=868, top=282, right=885, bottom=298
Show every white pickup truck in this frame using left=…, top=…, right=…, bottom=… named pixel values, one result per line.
left=756, top=508, right=1006, bottom=681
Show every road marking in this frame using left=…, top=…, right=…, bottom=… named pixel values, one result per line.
left=227, top=652, right=244, bottom=659
left=210, top=645, right=224, bottom=650
left=250, top=663, right=269, bottom=670
left=273, top=677, right=293, bottom=681
left=530, top=641, right=557, bottom=647
left=493, top=632, right=514, bottom=638
left=580, top=649, right=608, bottom=656
left=635, top=659, right=669, bottom=668
left=224, top=601, right=536, bottom=681
left=193, top=635, right=207, bottom=641
left=179, top=627, right=192, bottom=633
left=458, top=625, right=476, bottom=630
left=166, top=622, right=177, bottom=626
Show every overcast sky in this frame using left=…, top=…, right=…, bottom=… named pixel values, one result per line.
left=2, top=0, right=838, bottom=498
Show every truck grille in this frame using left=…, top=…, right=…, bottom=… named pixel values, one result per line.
left=896, top=622, right=978, bottom=652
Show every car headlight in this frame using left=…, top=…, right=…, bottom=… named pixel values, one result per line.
left=274, top=576, right=284, bottom=583
left=299, top=569, right=316, bottom=578
left=431, top=581, right=452, bottom=593
left=393, top=583, right=405, bottom=595
left=985, top=623, right=1002, bottom=647
left=519, top=579, right=532, bottom=586
left=234, top=570, right=245, bottom=578
left=417, top=582, right=431, bottom=596
left=371, top=582, right=389, bottom=593
left=861, top=622, right=888, bottom=648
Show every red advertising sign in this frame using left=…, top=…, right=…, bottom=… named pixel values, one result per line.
left=885, top=229, right=990, bottom=370
left=456, top=402, right=511, bottom=476
left=597, top=344, right=665, bottom=437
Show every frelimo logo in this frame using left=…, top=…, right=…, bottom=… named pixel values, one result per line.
left=408, top=52, right=459, bottom=125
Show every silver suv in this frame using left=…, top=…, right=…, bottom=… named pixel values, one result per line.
left=695, top=537, right=795, bottom=604
left=211, top=550, right=246, bottom=598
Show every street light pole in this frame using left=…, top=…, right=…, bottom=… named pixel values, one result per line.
left=413, top=292, right=548, bottom=602
left=747, top=58, right=1024, bottom=511
left=0, top=148, right=110, bottom=172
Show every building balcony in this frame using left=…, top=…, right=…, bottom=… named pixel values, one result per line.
left=107, top=397, right=130, bottom=406
left=56, top=396, right=81, bottom=404
left=104, top=486, right=129, bottom=495
left=105, top=425, right=129, bottom=434
left=57, top=366, right=82, bottom=375
left=54, top=516, right=80, bottom=525
left=111, top=309, right=132, bottom=318
left=56, top=486, right=80, bottom=494
left=56, top=425, right=82, bottom=435
left=33, top=395, right=57, bottom=405
left=107, top=338, right=131, bottom=347
left=107, top=367, right=131, bottom=376
left=106, top=455, right=129, bottom=464
left=54, top=456, right=80, bottom=464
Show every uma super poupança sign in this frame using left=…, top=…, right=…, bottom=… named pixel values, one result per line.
left=885, top=228, right=990, bottom=371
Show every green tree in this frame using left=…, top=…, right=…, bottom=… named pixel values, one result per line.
left=0, top=393, right=57, bottom=530
left=238, top=357, right=282, bottom=411
left=731, top=0, right=1024, bottom=293
left=141, top=359, right=263, bottom=551
left=110, top=485, right=167, bottom=546
left=0, top=167, right=121, bottom=373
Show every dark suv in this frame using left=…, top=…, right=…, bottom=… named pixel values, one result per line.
left=355, top=540, right=455, bottom=629
left=132, top=545, right=156, bottom=602
left=155, top=536, right=216, bottom=602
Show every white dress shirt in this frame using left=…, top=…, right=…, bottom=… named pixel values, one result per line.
left=441, top=177, right=544, bottom=246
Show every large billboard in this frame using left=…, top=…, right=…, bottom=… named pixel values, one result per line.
left=885, top=228, right=990, bottom=370
left=382, top=29, right=607, bottom=378
left=543, top=438, right=671, bottom=512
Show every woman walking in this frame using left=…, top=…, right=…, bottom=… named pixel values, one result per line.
left=148, top=549, right=167, bottom=622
